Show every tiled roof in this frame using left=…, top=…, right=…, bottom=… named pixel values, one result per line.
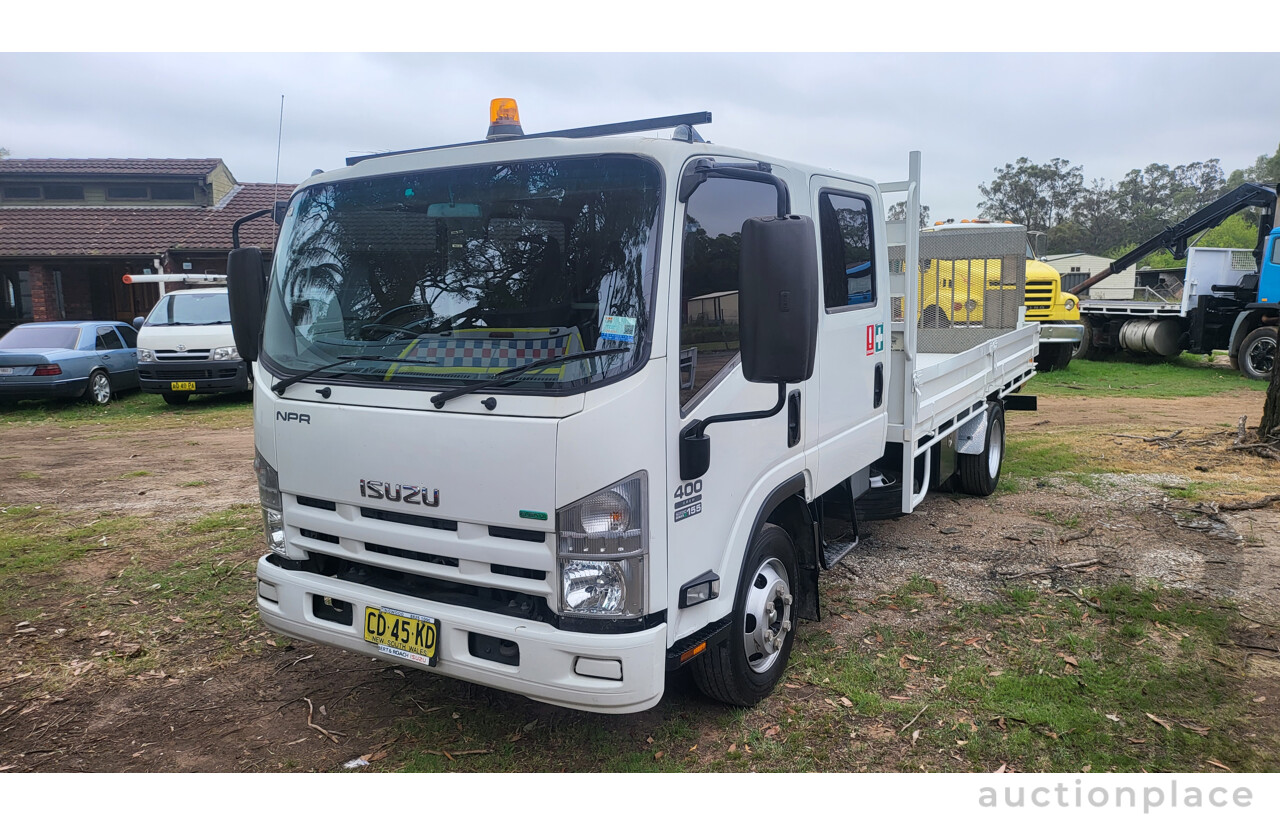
left=0, top=183, right=295, bottom=257
left=0, top=158, right=223, bottom=176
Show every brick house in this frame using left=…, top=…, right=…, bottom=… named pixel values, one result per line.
left=0, top=158, right=292, bottom=333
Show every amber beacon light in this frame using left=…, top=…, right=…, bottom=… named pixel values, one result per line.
left=487, top=98, right=524, bottom=140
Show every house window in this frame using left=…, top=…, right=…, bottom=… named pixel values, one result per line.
left=2, top=185, right=42, bottom=199
left=150, top=183, right=195, bottom=200
left=106, top=185, right=149, bottom=200
left=1070, top=266, right=1081, bottom=272
left=43, top=184, right=84, bottom=200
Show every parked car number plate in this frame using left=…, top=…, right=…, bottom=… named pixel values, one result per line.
left=170, top=381, right=196, bottom=391
left=363, top=606, right=439, bottom=666
left=0, top=368, right=12, bottom=375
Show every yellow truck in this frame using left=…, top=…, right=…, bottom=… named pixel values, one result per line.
left=919, top=220, right=1082, bottom=371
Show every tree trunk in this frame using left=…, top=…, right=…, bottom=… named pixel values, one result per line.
left=1261, top=350, right=1280, bottom=440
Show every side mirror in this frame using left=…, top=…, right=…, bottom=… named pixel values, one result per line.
left=132, top=316, right=145, bottom=330
left=272, top=200, right=289, bottom=226
left=1033, top=233, right=1048, bottom=259
left=738, top=215, right=819, bottom=384
left=227, top=247, right=266, bottom=363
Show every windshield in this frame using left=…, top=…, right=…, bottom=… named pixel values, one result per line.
left=145, top=292, right=232, bottom=326
left=262, top=155, right=662, bottom=394
left=0, top=326, right=80, bottom=349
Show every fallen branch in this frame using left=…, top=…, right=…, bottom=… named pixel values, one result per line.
left=273, top=654, right=314, bottom=675
left=1060, top=528, right=1096, bottom=543
left=1001, top=558, right=1103, bottom=580
left=418, top=749, right=492, bottom=760
left=1110, top=430, right=1183, bottom=443
left=1056, top=587, right=1098, bottom=609
left=1218, top=494, right=1280, bottom=512
left=304, top=697, right=340, bottom=743
left=899, top=703, right=931, bottom=734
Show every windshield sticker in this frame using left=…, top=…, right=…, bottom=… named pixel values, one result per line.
left=600, top=315, right=637, bottom=343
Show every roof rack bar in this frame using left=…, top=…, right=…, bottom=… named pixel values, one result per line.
left=346, top=111, right=712, bottom=167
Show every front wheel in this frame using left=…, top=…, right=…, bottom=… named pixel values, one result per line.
left=956, top=402, right=1004, bottom=496
left=1238, top=327, right=1277, bottom=381
left=691, top=524, right=798, bottom=707
left=83, top=370, right=112, bottom=406
left=1036, top=342, right=1073, bottom=372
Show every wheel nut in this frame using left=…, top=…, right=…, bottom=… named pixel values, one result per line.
left=782, top=594, right=793, bottom=606
left=782, top=620, right=792, bottom=632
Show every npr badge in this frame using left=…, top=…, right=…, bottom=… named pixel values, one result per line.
left=866, top=323, right=885, bottom=356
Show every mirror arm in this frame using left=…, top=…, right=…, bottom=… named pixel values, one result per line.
left=684, top=381, right=787, bottom=441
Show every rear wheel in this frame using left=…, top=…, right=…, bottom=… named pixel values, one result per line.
left=692, top=524, right=797, bottom=707
left=162, top=392, right=190, bottom=406
left=1238, top=327, right=1277, bottom=381
left=956, top=402, right=1004, bottom=497
left=83, top=370, right=112, bottom=406
left=1073, top=317, right=1094, bottom=360
left=1036, top=342, right=1073, bottom=372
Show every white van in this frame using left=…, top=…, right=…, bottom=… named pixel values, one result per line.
left=135, top=285, right=250, bottom=405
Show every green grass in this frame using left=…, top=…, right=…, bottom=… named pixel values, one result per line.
left=1031, top=354, right=1262, bottom=398
left=0, top=503, right=265, bottom=675
left=0, top=389, right=252, bottom=430
left=997, top=432, right=1118, bottom=493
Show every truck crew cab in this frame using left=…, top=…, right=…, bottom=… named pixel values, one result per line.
left=227, top=103, right=1039, bottom=712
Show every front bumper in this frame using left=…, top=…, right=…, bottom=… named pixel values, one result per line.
left=1038, top=323, right=1085, bottom=344
left=138, top=359, right=249, bottom=394
left=256, top=555, right=667, bottom=713
left=0, top=376, right=89, bottom=399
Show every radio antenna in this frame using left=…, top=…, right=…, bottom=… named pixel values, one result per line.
left=272, top=94, right=285, bottom=249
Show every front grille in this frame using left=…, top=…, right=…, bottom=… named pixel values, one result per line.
left=1024, top=281, right=1055, bottom=320
left=142, top=366, right=240, bottom=380
left=360, top=506, right=457, bottom=532
left=365, top=541, right=459, bottom=568
left=307, top=552, right=552, bottom=624
left=156, top=350, right=212, bottom=361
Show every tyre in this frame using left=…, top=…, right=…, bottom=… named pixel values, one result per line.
left=956, top=402, right=1004, bottom=497
left=691, top=524, right=798, bottom=707
left=1238, top=327, right=1277, bottom=381
left=921, top=306, right=951, bottom=329
left=1035, top=342, right=1073, bottom=372
left=162, top=392, right=191, bottom=406
left=83, top=370, right=112, bottom=406
left=1072, top=317, right=1093, bottom=361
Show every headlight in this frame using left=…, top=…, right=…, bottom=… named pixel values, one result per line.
left=138, top=348, right=154, bottom=362
left=556, top=472, right=647, bottom=618
left=213, top=346, right=239, bottom=360
left=254, top=449, right=288, bottom=556
left=1064, top=298, right=1077, bottom=311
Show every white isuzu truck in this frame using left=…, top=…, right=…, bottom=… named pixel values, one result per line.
left=227, top=103, right=1039, bottom=713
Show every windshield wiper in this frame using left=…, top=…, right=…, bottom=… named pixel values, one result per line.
left=429, top=349, right=623, bottom=409
left=271, top=355, right=439, bottom=396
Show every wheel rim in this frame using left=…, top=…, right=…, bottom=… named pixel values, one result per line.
left=742, top=557, right=792, bottom=674
left=1246, top=335, right=1276, bottom=375
left=91, top=373, right=110, bottom=404
left=988, top=418, right=1004, bottom=480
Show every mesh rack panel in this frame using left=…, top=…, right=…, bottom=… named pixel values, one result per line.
left=889, top=225, right=1027, bottom=354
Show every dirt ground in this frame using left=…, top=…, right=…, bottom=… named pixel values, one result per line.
left=1, top=388, right=1276, bottom=772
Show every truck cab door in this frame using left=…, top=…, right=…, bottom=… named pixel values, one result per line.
left=806, top=178, right=890, bottom=495
left=667, top=166, right=809, bottom=642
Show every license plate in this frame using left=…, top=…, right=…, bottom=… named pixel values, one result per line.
left=170, top=381, right=196, bottom=391
left=363, top=606, right=439, bottom=666
left=0, top=368, right=11, bottom=375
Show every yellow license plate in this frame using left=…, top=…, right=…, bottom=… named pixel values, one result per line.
left=363, top=606, right=439, bottom=666
left=170, top=381, right=196, bottom=391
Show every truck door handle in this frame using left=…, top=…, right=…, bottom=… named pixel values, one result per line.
left=874, top=363, right=884, bottom=408
left=787, top=390, right=801, bottom=447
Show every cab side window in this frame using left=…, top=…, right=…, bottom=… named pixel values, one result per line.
left=818, top=192, right=876, bottom=310
left=679, top=176, right=779, bottom=409
left=116, top=325, right=138, bottom=348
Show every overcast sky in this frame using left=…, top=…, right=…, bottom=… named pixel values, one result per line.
left=2, top=51, right=1277, bottom=221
